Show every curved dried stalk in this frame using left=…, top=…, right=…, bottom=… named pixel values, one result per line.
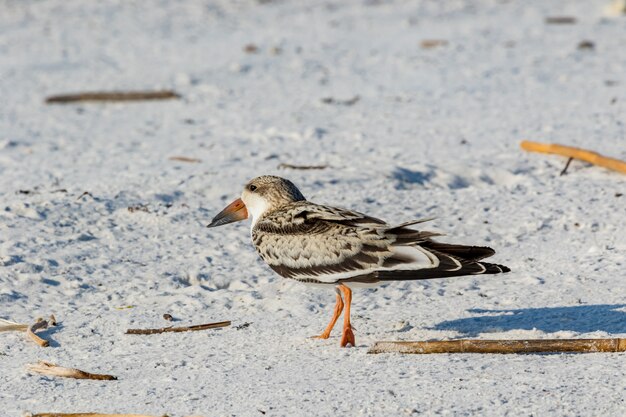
left=1, top=316, right=55, bottom=347
left=27, top=319, right=50, bottom=347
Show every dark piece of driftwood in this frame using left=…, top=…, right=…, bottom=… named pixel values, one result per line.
left=277, top=163, right=328, bottom=170
left=27, top=360, right=117, bottom=381
left=45, top=90, right=180, bottom=104
left=125, top=321, right=231, bottom=335
left=368, top=338, right=626, bottom=354
left=27, top=413, right=168, bottom=417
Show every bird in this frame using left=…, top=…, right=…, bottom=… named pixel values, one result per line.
left=207, top=175, right=510, bottom=347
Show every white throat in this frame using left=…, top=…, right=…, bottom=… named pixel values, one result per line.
left=242, top=193, right=270, bottom=228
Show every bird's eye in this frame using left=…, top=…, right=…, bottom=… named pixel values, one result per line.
left=248, top=184, right=257, bottom=192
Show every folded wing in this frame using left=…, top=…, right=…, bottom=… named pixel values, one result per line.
left=252, top=202, right=509, bottom=284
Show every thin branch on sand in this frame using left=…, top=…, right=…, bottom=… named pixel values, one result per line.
left=368, top=338, right=626, bottom=354
left=125, top=320, right=231, bottom=335
left=45, top=90, right=180, bottom=103
left=26, top=360, right=117, bottom=381
left=521, top=140, right=626, bottom=174
left=277, top=163, right=328, bottom=170
left=26, top=413, right=170, bottom=417
left=168, top=156, right=202, bottom=163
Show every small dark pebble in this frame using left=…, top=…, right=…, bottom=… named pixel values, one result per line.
left=321, top=96, right=360, bottom=106
left=128, top=204, right=150, bottom=213
left=236, top=322, right=252, bottom=330
left=615, top=193, right=623, bottom=198
left=545, top=16, right=577, bottom=24
left=577, top=40, right=594, bottom=50
left=421, top=39, right=448, bottom=49
left=244, top=44, right=259, bottom=53
left=17, top=190, right=32, bottom=195
left=163, top=313, right=174, bottom=321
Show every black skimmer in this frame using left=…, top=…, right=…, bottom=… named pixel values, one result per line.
left=208, top=175, right=510, bottom=347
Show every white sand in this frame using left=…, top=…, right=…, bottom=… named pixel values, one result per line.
left=1, top=1, right=625, bottom=416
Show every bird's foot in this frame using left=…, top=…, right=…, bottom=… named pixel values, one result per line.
left=310, top=331, right=331, bottom=340
left=340, top=325, right=355, bottom=348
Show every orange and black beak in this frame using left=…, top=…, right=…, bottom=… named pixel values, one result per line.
left=207, top=198, right=249, bottom=228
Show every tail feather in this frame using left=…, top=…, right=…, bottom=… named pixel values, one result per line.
left=343, top=245, right=510, bottom=284
left=421, top=242, right=496, bottom=261
left=372, top=260, right=509, bottom=281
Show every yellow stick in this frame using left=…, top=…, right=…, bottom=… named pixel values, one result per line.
left=368, top=338, right=626, bottom=354
left=520, top=140, right=626, bottom=174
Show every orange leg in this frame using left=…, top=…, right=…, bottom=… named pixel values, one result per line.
left=312, top=290, right=344, bottom=339
left=338, top=284, right=355, bottom=347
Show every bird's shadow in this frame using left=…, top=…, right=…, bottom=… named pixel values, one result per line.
left=432, top=304, right=626, bottom=337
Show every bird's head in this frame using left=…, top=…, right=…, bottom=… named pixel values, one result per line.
left=207, top=175, right=306, bottom=228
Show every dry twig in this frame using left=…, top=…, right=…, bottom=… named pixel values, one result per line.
left=26, top=413, right=168, bottom=417
left=27, top=360, right=117, bottom=381
left=76, top=191, right=93, bottom=201
left=521, top=140, right=626, bottom=174
left=125, top=320, right=231, bottom=335
left=46, top=91, right=180, bottom=104
left=369, top=338, right=626, bottom=354
left=168, top=156, right=202, bottom=163
left=277, top=163, right=328, bottom=170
